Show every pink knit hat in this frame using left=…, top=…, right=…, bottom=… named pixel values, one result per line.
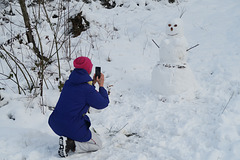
left=73, top=57, right=93, bottom=74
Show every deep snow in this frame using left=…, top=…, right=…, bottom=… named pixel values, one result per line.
left=0, top=0, right=240, bottom=160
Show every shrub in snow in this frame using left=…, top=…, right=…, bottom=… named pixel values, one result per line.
left=68, top=11, right=90, bottom=37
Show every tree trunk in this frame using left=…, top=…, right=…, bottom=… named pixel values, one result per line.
left=18, top=0, right=49, bottom=62
left=18, top=0, right=34, bottom=44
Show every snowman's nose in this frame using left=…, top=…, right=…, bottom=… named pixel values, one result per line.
left=171, top=27, right=173, bottom=31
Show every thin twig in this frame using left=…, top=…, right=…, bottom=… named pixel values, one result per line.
left=186, top=44, right=199, bottom=52
left=179, top=7, right=186, bottom=18
left=221, top=91, right=234, bottom=114
left=108, top=123, right=128, bottom=136
left=152, top=39, right=160, bottom=48
left=0, top=73, right=26, bottom=94
left=116, top=123, right=128, bottom=133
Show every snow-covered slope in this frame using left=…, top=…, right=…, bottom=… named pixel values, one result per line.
left=0, top=0, right=240, bottom=160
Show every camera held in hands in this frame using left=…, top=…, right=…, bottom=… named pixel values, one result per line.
left=95, top=67, right=101, bottom=79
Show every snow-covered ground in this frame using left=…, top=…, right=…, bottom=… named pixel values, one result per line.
left=1, top=0, right=240, bottom=159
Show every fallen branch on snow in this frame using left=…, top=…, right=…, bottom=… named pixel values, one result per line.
left=221, top=91, right=235, bottom=115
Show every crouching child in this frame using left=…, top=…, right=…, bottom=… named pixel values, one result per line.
left=48, top=56, right=109, bottom=157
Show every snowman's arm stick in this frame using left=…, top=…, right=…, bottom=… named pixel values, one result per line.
left=152, top=39, right=160, bottom=48
left=186, top=44, right=199, bottom=52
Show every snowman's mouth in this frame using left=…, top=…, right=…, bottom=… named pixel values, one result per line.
left=168, top=33, right=178, bottom=36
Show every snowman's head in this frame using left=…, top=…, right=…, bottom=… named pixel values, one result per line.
left=166, top=18, right=184, bottom=37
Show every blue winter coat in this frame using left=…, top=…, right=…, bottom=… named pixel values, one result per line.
left=48, top=69, right=109, bottom=142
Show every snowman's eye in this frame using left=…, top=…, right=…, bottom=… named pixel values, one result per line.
left=168, top=24, right=171, bottom=27
left=174, top=24, right=177, bottom=27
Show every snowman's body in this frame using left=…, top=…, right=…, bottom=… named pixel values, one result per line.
left=160, top=36, right=188, bottom=65
left=151, top=18, right=197, bottom=96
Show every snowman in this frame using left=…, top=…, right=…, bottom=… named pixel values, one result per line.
left=151, top=18, right=198, bottom=97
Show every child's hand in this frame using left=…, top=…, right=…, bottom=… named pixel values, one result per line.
left=96, top=73, right=104, bottom=87
left=93, top=74, right=97, bottom=85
